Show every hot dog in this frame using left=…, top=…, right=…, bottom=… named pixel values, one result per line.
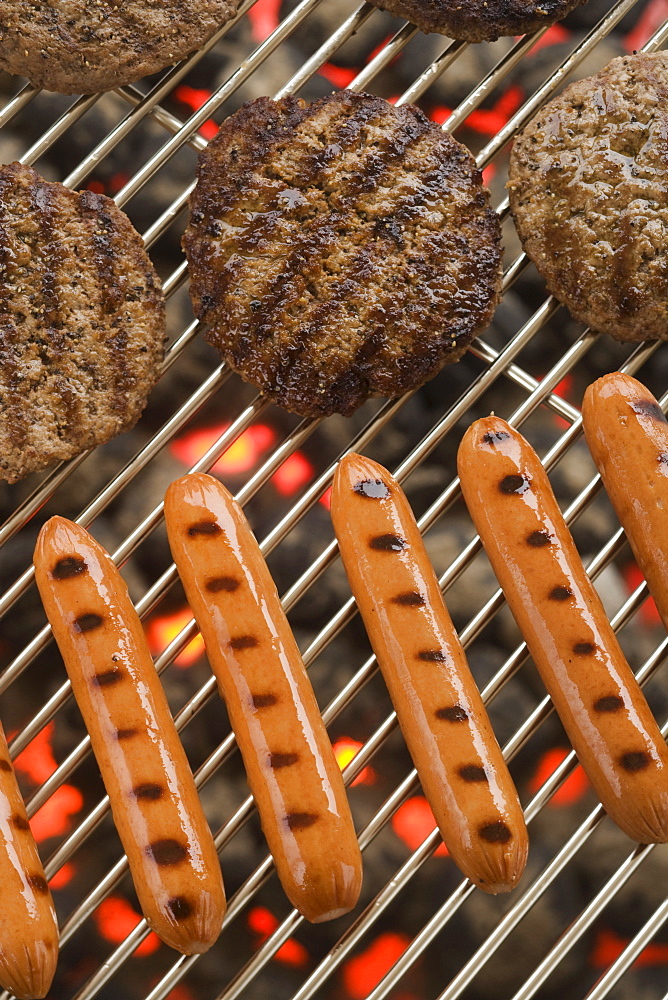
left=0, top=723, right=58, bottom=999
left=163, top=474, right=363, bottom=923
left=582, top=372, right=668, bottom=632
left=330, top=453, right=528, bottom=894
left=33, top=517, right=226, bottom=955
left=457, top=416, right=668, bottom=844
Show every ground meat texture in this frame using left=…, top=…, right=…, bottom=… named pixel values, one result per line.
left=0, top=162, right=166, bottom=483
left=183, top=92, right=502, bottom=418
left=0, top=0, right=241, bottom=94
left=508, top=52, right=668, bottom=344
left=362, top=0, right=589, bottom=41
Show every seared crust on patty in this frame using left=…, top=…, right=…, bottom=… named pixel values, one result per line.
left=0, top=0, right=241, bottom=94
left=363, top=0, right=588, bottom=41
left=0, top=162, right=166, bottom=483
left=508, top=52, right=668, bottom=343
left=184, top=92, right=502, bottom=418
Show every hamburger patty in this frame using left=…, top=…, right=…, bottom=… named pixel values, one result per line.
left=363, top=0, right=588, bottom=41
left=0, top=0, right=241, bottom=94
left=184, top=92, right=502, bottom=418
left=508, top=52, right=668, bottom=343
left=0, top=162, right=166, bottom=483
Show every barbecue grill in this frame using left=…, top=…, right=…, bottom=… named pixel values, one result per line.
left=1, top=2, right=667, bottom=998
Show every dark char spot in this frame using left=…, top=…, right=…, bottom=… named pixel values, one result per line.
left=168, top=896, right=193, bottom=920
left=252, top=693, right=277, bottom=708
left=435, top=705, right=468, bottom=722
left=631, top=400, right=667, bottom=423
left=479, top=821, right=512, bottom=844
left=12, top=814, right=30, bottom=831
left=116, top=728, right=138, bottom=740
left=574, top=641, right=596, bottom=655
left=418, top=650, right=448, bottom=662
left=148, top=839, right=189, bottom=866
left=27, top=874, right=49, bottom=895
left=392, top=591, right=425, bottom=606
left=549, top=586, right=573, bottom=601
left=499, top=474, right=530, bottom=495
left=93, top=668, right=123, bottom=687
left=0, top=760, right=12, bottom=772
left=134, top=783, right=164, bottom=801
left=269, top=752, right=300, bottom=768
left=52, top=556, right=87, bottom=579
left=187, top=520, right=221, bottom=536
left=286, top=813, right=318, bottom=830
left=459, top=765, right=488, bottom=783
left=229, top=635, right=258, bottom=650
left=205, top=576, right=240, bottom=593
left=483, top=431, right=510, bottom=445
left=527, top=530, right=552, bottom=547
left=370, top=533, right=407, bottom=552
left=619, top=751, right=650, bottom=772
left=74, top=613, right=104, bottom=633
left=353, top=478, right=390, bottom=499
left=594, top=695, right=624, bottom=713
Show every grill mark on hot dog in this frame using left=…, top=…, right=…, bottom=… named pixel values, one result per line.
left=574, top=641, right=596, bottom=655
left=549, top=585, right=573, bottom=601
left=392, top=591, right=426, bottom=606
left=0, top=760, right=12, bottom=772
left=74, top=612, right=104, bottom=632
left=11, top=814, right=30, bottom=831
left=527, top=530, right=552, bottom=547
left=93, top=668, right=124, bottom=687
left=353, top=478, right=390, bottom=499
left=52, top=556, right=87, bottom=579
left=370, top=533, right=407, bottom=551
left=252, top=693, right=278, bottom=708
left=229, top=635, right=258, bottom=650
left=134, top=783, right=165, bottom=801
left=459, top=765, right=488, bottom=782
left=435, top=705, right=468, bottom=722
left=483, top=431, right=510, bottom=445
left=594, top=695, right=624, bottom=712
left=168, top=896, right=193, bottom=920
left=187, top=520, right=221, bottom=536
left=269, top=752, right=300, bottom=768
left=27, top=874, right=49, bottom=895
left=286, top=812, right=319, bottom=830
left=205, top=575, right=240, bottom=593
left=499, top=474, right=530, bottom=495
left=418, top=649, right=448, bottom=662
left=479, top=821, right=512, bottom=844
left=148, top=839, right=190, bottom=866
left=116, top=727, right=139, bottom=740
left=631, top=400, right=667, bottom=422
left=620, top=751, right=650, bottom=772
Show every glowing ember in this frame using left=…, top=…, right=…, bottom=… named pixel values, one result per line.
left=247, top=906, right=309, bottom=967
left=170, top=423, right=276, bottom=475
left=332, top=737, right=376, bottom=787
left=318, top=63, right=357, bottom=88
left=430, top=86, right=524, bottom=136
left=391, top=796, right=448, bottom=856
left=527, top=22, right=570, bottom=55
left=14, top=721, right=58, bottom=784
left=528, top=747, right=589, bottom=807
left=31, top=784, right=84, bottom=842
left=624, top=0, right=668, bottom=52
left=590, top=927, right=668, bottom=968
left=146, top=609, right=205, bottom=668
left=623, top=563, right=661, bottom=627
left=272, top=452, right=314, bottom=496
left=49, top=863, right=75, bottom=890
left=94, top=897, right=161, bottom=957
left=246, top=0, right=282, bottom=41
left=342, top=932, right=411, bottom=999
left=320, top=486, right=332, bottom=510
left=173, top=86, right=219, bottom=140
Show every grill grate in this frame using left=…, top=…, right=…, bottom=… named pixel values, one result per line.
left=1, top=2, right=668, bottom=999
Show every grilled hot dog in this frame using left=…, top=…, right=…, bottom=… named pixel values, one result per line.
left=457, top=416, right=668, bottom=843
left=331, top=453, right=528, bottom=893
left=0, top=723, right=58, bottom=998
left=582, top=372, right=668, bottom=631
left=163, top=473, right=363, bottom=923
left=34, top=517, right=226, bottom=954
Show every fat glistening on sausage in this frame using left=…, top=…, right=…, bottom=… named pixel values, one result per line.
left=583, top=371, right=668, bottom=631
left=330, top=453, right=528, bottom=893
left=457, top=416, right=668, bottom=844
left=163, top=473, right=363, bottom=923
left=34, top=516, right=226, bottom=954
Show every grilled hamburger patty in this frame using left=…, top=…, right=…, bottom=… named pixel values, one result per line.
left=0, top=162, right=166, bottom=483
left=0, top=0, right=240, bottom=94
left=363, top=0, right=588, bottom=41
left=184, top=92, right=502, bottom=418
left=508, top=52, right=668, bottom=343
